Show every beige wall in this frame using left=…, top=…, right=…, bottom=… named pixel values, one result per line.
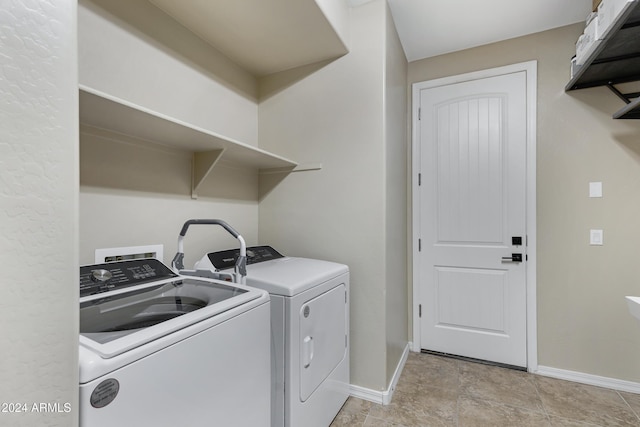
left=78, top=0, right=263, bottom=265
left=79, top=187, right=260, bottom=267
left=0, top=2, right=79, bottom=426
left=259, top=0, right=408, bottom=391
left=79, top=128, right=261, bottom=266
left=384, top=1, right=409, bottom=387
left=79, top=0, right=258, bottom=145
left=409, top=23, right=640, bottom=382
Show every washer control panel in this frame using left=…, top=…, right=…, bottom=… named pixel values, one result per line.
left=80, top=258, right=177, bottom=297
left=207, top=245, right=284, bottom=270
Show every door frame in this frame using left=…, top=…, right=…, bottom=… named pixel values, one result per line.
left=411, top=61, right=538, bottom=371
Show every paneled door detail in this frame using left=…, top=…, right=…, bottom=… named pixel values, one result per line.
left=418, top=70, right=528, bottom=367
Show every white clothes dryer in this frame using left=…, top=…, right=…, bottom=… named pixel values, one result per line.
left=79, top=258, right=271, bottom=427
left=194, top=246, right=350, bottom=427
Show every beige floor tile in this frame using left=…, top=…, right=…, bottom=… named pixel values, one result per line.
left=363, top=415, right=406, bottom=426
left=400, top=353, right=460, bottom=392
left=619, top=390, right=640, bottom=419
left=339, top=397, right=375, bottom=416
left=457, top=395, right=552, bottom=427
left=331, top=409, right=368, bottom=427
left=458, top=360, right=545, bottom=413
left=535, top=375, right=639, bottom=426
left=334, top=354, right=640, bottom=427
left=548, top=415, right=604, bottom=426
left=368, top=385, right=457, bottom=427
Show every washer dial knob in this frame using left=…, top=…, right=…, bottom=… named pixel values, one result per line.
left=91, top=269, right=113, bottom=283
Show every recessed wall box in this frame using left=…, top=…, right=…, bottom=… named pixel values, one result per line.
left=95, top=244, right=164, bottom=264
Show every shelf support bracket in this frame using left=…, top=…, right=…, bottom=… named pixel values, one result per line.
left=607, top=84, right=631, bottom=104
left=192, top=149, right=225, bottom=199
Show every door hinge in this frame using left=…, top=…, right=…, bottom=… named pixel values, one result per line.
left=418, top=173, right=421, bottom=186
left=418, top=238, right=422, bottom=252
left=418, top=107, right=421, bottom=120
left=345, top=292, right=347, bottom=303
left=419, top=304, right=422, bottom=318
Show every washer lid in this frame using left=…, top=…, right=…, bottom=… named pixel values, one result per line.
left=79, top=276, right=263, bottom=359
left=244, top=257, right=348, bottom=296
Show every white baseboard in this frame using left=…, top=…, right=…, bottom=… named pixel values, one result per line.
left=348, top=383, right=388, bottom=405
left=349, top=342, right=411, bottom=405
left=536, top=365, right=640, bottom=394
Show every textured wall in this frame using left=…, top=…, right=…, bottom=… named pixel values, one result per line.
left=409, top=24, right=640, bottom=383
left=0, top=2, right=79, bottom=426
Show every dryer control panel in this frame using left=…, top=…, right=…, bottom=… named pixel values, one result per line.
left=79, top=258, right=178, bottom=297
left=207, top=245, right=284, bottom=270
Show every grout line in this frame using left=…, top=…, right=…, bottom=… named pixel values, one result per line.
left=363, top=413, right=405, bottom=427
left=455, top=356, right=548, bottom=416
left=531, top=373, right=552, bottom=421
left=616, top=390, right=640, bottom=421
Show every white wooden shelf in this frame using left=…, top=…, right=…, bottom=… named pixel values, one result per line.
left=79, top=86, right=298, bottom=197
left=147, top=0, right=348, bottom=77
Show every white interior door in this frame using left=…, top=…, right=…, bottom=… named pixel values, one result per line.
left=417, top=68, right=530, bottom=367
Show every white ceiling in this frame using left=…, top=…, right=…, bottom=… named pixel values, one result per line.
left=387, top=0, right=593, bottom=61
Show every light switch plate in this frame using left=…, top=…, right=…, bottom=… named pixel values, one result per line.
left=589, top=182, right=603, bottom=198
left=590, top=229, right=603, bottom=245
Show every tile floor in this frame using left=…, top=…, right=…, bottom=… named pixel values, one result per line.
left=331, top=352, right=640, bottom=426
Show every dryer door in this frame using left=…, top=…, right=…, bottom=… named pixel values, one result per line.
left=299, top=284, right=347, bottom=401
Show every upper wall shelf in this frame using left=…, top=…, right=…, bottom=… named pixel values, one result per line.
left=566, top=0, right=640, bottom=119
left=147, top=0, right=349, bottom=77
left=79, top=86, right=298, bottom=197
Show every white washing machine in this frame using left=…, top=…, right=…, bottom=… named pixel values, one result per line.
left=194, top=246, right=350, bottom=427
left=79, top=258, right=271, bottom=427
